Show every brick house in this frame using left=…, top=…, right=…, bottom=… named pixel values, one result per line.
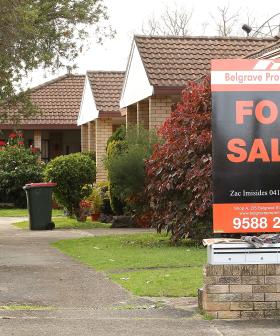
left=120, top=36, right=273, bottom=131
left=77, top=71, right=125, bottom=181
left=0, top=74, right=85, bottom=161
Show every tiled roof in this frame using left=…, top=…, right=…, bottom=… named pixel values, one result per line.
left=245, top=39, right=280, bottom=59
left=87, top=71, right=124, bottom=116
left=2, top=74, right=85, bottom=128
left=134, top=35, right=274, bottom=88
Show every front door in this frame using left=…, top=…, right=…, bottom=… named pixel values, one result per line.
left=49, top=132, right=63, bottom=159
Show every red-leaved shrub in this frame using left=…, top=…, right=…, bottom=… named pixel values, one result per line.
left=145, top=76, right=212, bottom=242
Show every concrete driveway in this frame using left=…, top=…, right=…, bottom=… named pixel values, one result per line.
left=0, top=217, right=279, bottom=335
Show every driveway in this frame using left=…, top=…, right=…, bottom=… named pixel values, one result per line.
left=0, top=217, right=279, bottom=335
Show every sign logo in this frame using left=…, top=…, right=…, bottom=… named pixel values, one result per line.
left=211, top=59, right=280, bottom=233
left=253, top=60, right=280, bottom=70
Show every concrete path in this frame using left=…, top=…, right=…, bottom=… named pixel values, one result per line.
left=0, top=218, right=279, bottom=335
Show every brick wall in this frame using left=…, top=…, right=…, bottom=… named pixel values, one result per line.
left=137, top=99, right=149, bottom=130
left=88, top=121, right=96, bottom=153
left=199, top=264, right=280, bottom=319
left=126, top=104, right=137, bottom=127
left=95, top=118, right=112, bottom=182
left=81, top=123, right=89, bottom=152
left=149, top=95, right=172, bottom=130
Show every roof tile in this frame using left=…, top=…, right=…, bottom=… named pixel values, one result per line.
left=87, top=71, right=124, bottom=114
left=3, top=74, right=85, bottom=127
left=135, top=35, right=274, bottom=87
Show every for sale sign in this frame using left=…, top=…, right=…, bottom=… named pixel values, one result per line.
left=211, top=59, right=280, bottom=233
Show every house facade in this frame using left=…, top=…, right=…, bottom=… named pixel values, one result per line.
left=78, top=71, right=125, bottom=181
left=0, top=74, right=85, bottom=161
left=120, top=36, right=274, bottom=131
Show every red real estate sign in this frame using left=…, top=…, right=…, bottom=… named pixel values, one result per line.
left=211, top=59, right=280, bottom=233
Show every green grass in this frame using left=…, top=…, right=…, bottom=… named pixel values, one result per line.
left=0, top=208, right=64, bottom=217
left=14, top=217, right=111, bottom=230
left=0, top=305, right=54, bottom=311
left=53, top=233, right=206, bottom=297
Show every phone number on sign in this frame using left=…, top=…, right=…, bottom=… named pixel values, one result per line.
left=233, top=217, right=280, bottom=230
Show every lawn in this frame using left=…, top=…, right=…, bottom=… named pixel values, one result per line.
left=0, top=208, right=64, bottom=217
left=14, top=217, right=111, bottom=230
left=53, top=233, right=206, bottom=297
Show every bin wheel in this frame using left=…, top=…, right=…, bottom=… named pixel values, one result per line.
left=47, top=222, right=55, bottom=230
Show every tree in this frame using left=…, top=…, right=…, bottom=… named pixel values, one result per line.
left=210, top=5, right=239, bottom=37
left=106, top=126, right=158, bottom=225
left=209, top=5, right=260, bottom=37
left=145, top=77, right=212, bottom=243
left=0, top=0, right=113, bottom=121
left=142, top=5, right=192, bottom=36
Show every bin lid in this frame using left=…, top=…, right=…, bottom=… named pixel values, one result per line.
left=23, top=182, right=57, bottom=189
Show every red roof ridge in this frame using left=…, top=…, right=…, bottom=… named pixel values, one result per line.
left=86, top=70, right=125, bottom=75
left=134, top=34, right=275, bottom=41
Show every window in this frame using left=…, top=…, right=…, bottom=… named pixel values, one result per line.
left=41, top=140, right=49, bottom=162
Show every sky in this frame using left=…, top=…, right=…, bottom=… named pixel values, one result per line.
left=26, top=0, right=280, bottom=88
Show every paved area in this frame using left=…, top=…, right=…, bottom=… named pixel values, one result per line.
left=0, top=218, right=279, bottom=335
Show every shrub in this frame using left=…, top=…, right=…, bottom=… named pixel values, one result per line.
left=86, top=181, right=113, bottom=215
left=44, top=153, right=96, bottom=218
left=0, top=146, right=43, bottom=207
left=86, top=186, right=102, bottom=214
left=96, top=181, right=113, bottom=215
left=106, top=126, right=158, bottom=220
left=106, top=140, right=126, bottom=214
left=106, top=125, right=126, bottom=148
left=145, top=76, right=212, bottom=243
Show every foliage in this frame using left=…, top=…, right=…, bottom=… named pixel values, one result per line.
left=108, top=180, right=125, bottom=215
left=106, top=126, right=158, bottom=220
left=0, top=0, right=113, bottom=122
left=87, top=186, right=103, bottom=213
left=106, top=140, right=127, bottom=158
left=0, top=145, right=43, bottom=207
left=106, top=125, right=126, bottom=148
left=44, top=153, right=96, bottom=218
left=106, top=139, right=127, bottom=215
left=53, top=233, right=206, bottom=297
left=96, top=181, right=113, bottom=214
left=145, top=76, right=212, bottom=243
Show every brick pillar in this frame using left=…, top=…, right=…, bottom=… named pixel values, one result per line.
left=126, top=104, right=137, bottom=128
left=200, top=264, right=280, bottom=319
left=88, top=121, right=96, bottom=153
left=149, top=95, right=172, bottom=130
left=137, top=99, right=149, bottom=130
left=95, top=118, right=112, bottom=182
left=81, top=123, right=89, bottom=152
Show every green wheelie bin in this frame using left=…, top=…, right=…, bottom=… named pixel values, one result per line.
left=23, top=182, right=57, bottom=230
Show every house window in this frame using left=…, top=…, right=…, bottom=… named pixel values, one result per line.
left=41, top=139, right=49, bottom=162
